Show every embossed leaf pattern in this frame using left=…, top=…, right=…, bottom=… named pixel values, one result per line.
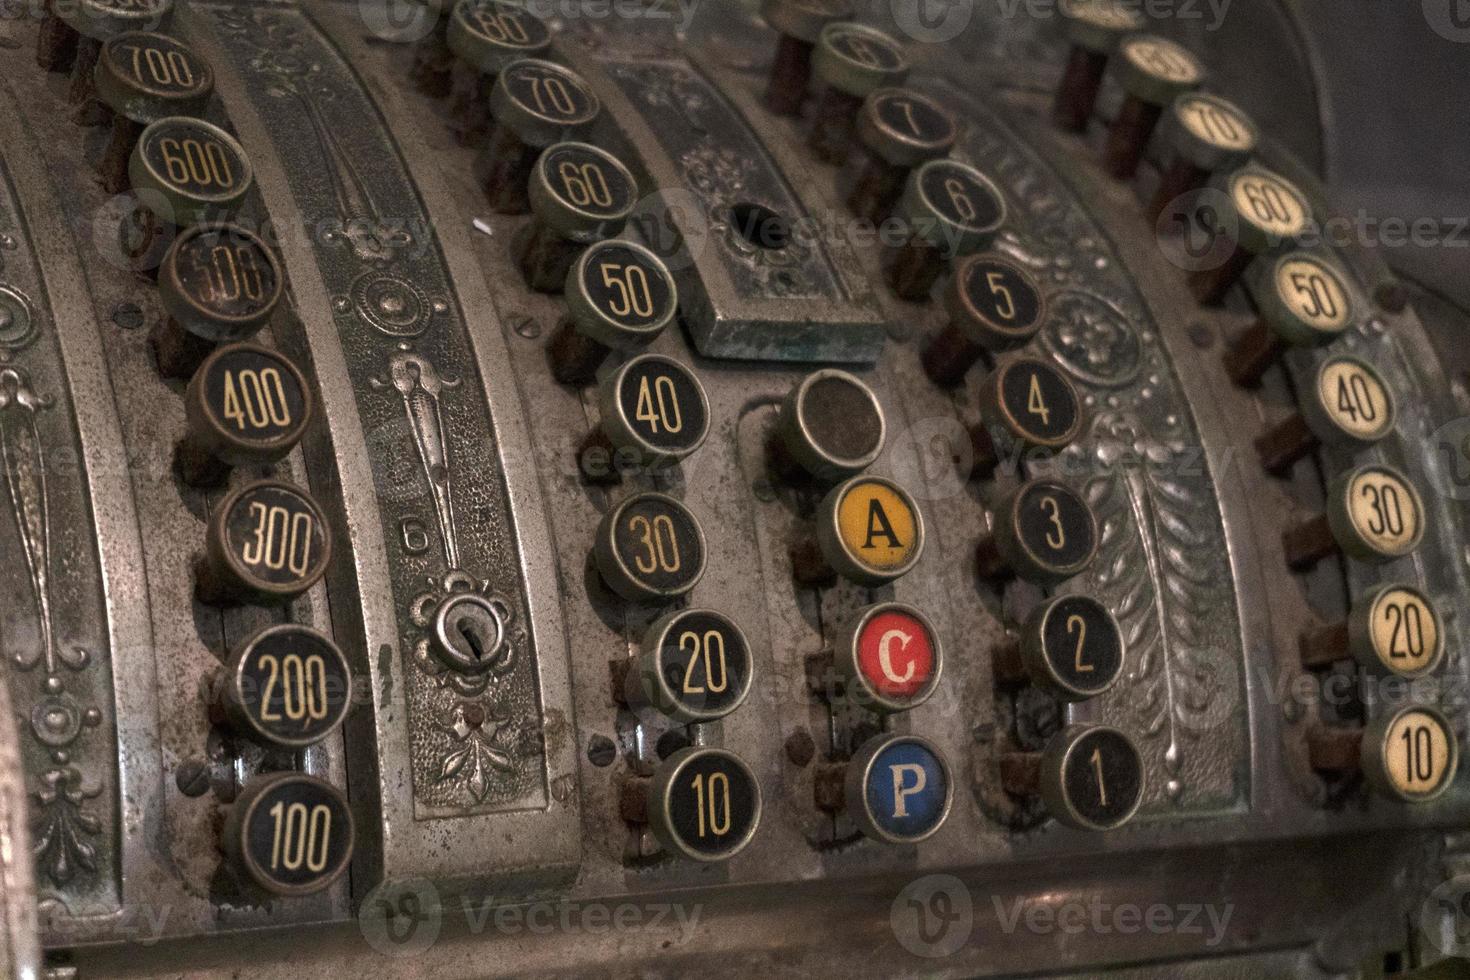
left=31, top=768, right=100, bottom=886
left=1086, top=423, right=1229, bottom=805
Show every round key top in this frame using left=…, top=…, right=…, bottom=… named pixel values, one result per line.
left=130, top=116, right=253, bottom=227
left=807, top=22, right=909, bottom=163
left=834, top=603, right=942, bottom=713
left=1256, top=356, right=1395, bottom=475
left=219, top=624, right=353, bottom=749
left=648, top=746, right=761, bottom=862
left=584, top=354, right=708, bottom=481
left=551, top=241, right=679, bottom=386
left=1104, top=35, right=1204, bottom=180
left=1330, top=465, right=1425, bottom=561
left=518, top=142, right=638, bottom=292
left=224, top=773, right=354, bottom=897
left=1284, top=464, right=1425, bottom=570
left=587, top=354, right=709, bottom=480
left=845, top=733, right=952, bottom=844
left=198, top=480, right=333, bottom=607
left=1148, top=93, right=1257, bottom=224
left=761, top=0, right=854, bottom=116
left=1040, top=725, right=1145, bottom=830
left=772, top=369, right=886, bottom=483
left=923, top=255, right=1046, bottom=386
left=626, top=609, right=754, bottom=723
left=594, top=492, right=707, bottom=603
left=1053, top=0, right=1144, bottom=131
left=1362, top=706, right=1458, bottom=803
left=1011, top=595, right=1125, bottom=701
left=1226, top=252, right=1354, bottom=388
left=477, top=58, right=600, bottom=213
left=95, top=33, right=214, bottom=193
left=1191, top=167, right=1314, bottom=305
left=977, top=479, right=1099, bottom=586
left=970, top=358, right=1085, bottom=478
left=447, top=0, right=550, bottom=74
left=180, top=343, right=313, bottom=487
left=1301, top=583, right=1443, bottom=678
left=842, top=88, right=956, bottom=223
left=886, top=160, right=1007, bottom=301
left=807, top=476, right=925, bottom=587
left=154, top=224, right=284, bottom=378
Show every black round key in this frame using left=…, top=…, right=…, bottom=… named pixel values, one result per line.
left=627, top=609, right=754, bottom=723
left=535, top=143, right=638, bottom=236
left=994, top=359, right=1081, bottom=447
left=181, top=344, right=312, bottom=485
left=774, top=369, right=886, bottom=483
left=130, top=116, right=253, bottom=226
left=163, top=225, right=283, bottom=341
left=594, top=492, right=707, bottom=603
left=582, top=243, right=675, bottom=330
left=957, top=257, right=1043, bottom=342
left=868, top=89, right=953, bottom=153
left=888, top=160, right=1007, bottom=301
left=969, top=357, right=1084, bottom=474
left=979, top=479, right=1098, bottom=586
left=1021, top=595, right=1124, bottom=701
left=821, top=22, right=906, bottom=79
left=551, top=241, right=680, bottom=386
left=221, top=624, right=353, bottom=749
left=155, top=224, right=284, bottom=379
left=922, top=254, right=1047, bottom=384
left=601, top=354, right=710, bottom=465
left=97, top=32, right=213, bottom=121
left=493, top=57, right=600, bottom=136
left=1040, top=725, right=1145, bottom=830
left=649, top=746, right=761, bottom=862
left=225, top=773, right=354, bottom=897
left=199, top=480, right=333, bottom=606
left=447, top=0, right=551, bottom=73
left=917, top=162, right=1006, bottom=246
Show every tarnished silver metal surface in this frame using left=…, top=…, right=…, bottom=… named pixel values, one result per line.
left=0, top=0, right=1464, bottom=976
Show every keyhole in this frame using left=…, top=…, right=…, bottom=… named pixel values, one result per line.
left=458, top=616, right=488, bottom=661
